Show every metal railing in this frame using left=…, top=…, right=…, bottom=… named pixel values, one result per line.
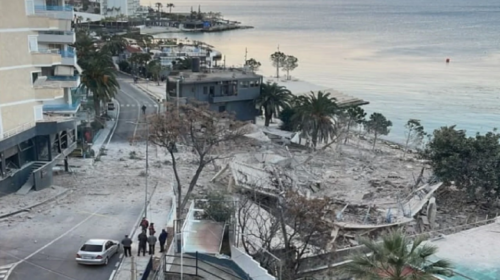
left=2, top=122, right=36, bottom=140
left=35, top=5, right=73, bottom=12
left=35, top=48, right=75, bottom=58
left=164, top=252, right=250, bottom=280
left=34, top=5, right=73, bottom=20
left=47, top=75, right=79, bottom=81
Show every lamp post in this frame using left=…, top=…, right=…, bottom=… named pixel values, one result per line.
left=127, top=119, right=149, bottom=219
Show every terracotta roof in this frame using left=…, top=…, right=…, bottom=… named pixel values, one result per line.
left=125, top=45, right=142, bottom=53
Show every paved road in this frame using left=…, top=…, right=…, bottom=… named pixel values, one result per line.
left=112, top=73, right=159, bottom=143
left=1, top=74, right=158, bottom=280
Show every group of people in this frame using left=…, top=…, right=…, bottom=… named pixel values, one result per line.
left=120, top=217, right=168, bottom=257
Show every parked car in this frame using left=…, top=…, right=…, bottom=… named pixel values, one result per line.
left=76, top=239, right=119, bottom=265
left=107, top=102, right=116, bottom=111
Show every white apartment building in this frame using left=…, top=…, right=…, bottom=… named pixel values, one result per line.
left=100, top=0, right=140, bottom=17
left=0, top=0, right=80, bottom=196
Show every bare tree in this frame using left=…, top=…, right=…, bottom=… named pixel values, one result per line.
left=148, top=103, right=247, bottom=220
left=237, top=190, right=335, bottom=279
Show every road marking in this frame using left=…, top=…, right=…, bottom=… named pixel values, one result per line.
left=4, top=208, right=102, bottom=280
left=108, top=269, right=116, bottom=280
left=119, top=253, right=123, bottom=258
left=115, top=262, right=119, bottom=267
left=126, top=104, right=130, bottom=107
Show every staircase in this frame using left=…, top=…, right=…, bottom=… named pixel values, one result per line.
left=16, top=161, right=48, bottom=195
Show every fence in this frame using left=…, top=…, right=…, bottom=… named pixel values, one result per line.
left=164, top=251, right=250, bottom=280
left=230, top=246, right=276, bottom=280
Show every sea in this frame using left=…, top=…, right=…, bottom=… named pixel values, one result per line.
left=146, top=0, right=500, bottom=143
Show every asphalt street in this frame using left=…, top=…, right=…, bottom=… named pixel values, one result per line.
left=1, top=74, right=158, bottom=280
left=112, top=73, right=160, bottom=143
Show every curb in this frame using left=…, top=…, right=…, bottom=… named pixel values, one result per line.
left=0, top=189, right=71, bottom=219
left=133, top=84, right=162, bottom=103
left=93, top=99, right=121, bottom=165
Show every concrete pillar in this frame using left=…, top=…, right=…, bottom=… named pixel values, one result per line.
left=64, top=156, right=69, bottom=172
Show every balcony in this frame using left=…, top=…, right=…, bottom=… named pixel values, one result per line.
left=34, top=75, right=80, bottom=89
left=35, top=88, right=64, bottom=100
left=60, top=47, right=77, bottom=66
left=208, top=91, right=260, bottom=103
left=31, top=49, right=62, bottom=66
left=42, top=96, right=81, bottom=114
left=38, top=31, right=75, bottom=44
left=34, top=5, right=73, bottom=20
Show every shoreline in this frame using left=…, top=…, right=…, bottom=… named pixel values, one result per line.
left=140, top=25, right=253, bottom=35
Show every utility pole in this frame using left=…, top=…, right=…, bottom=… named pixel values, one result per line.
left=145, top=121, right=149, bottom=219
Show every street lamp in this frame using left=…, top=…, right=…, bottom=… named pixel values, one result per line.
left=127, top=119, right=149, bottom=219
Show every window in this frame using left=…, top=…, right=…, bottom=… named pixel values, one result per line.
left=218, top=105, right=226, bottom=113
left=209, top=86, right=214, bottom=95
left=34, top=105, right=43, bottom=121
left=80, top=244, right=103, bottom=252
left=28, top=35, right=38, bottom=52
left=31, top=72, right=39, bottom=85
left=25, top=0, right=35, bottom=15
left=203, top=86, right=208, bottom=95
left=105, top=241, right=112, bottom=250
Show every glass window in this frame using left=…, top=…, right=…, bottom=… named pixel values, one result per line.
left=203, top=86, right=208, bottom=94
left=80, top=244, right=103, bottom=252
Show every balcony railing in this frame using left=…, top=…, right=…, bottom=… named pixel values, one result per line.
left=60, top=48, right=75, bottom=58
left=47, top=75, right=79, bottom=81
left=34, top=5, right=73, bottom=20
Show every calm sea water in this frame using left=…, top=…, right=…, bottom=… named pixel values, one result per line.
left=148, top=0, right=500, bottom=143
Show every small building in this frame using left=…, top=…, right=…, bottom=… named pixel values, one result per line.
left=166, top=65, right=263, bottom=122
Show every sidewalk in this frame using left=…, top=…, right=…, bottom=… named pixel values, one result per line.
left=132, top=82, right=166, bottom=103
left=113, top=180, right=174, bottom=280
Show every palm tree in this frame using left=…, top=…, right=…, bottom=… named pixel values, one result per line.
left=79, top=51, right=120, bottom=123
left=167, top=3, right=175, bottom=14
left=292, top=91, right=339, bottom=148
left=146, top=60, right=166, bottom=85
left=155, top=2, right=163, bottom=20
left=342, top=230, right=453, bottom=280
left=102, top=35, right=128, bottom=56
left=255, top=82, right=292, bottom=127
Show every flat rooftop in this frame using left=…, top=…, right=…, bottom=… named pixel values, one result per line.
left=296, top=88, right=369, bottom=108
left=168, top=69, right=262, bottom=84
left=430, top=219, right=500, bottom=280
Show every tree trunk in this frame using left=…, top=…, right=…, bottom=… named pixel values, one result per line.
left=344, top=122, right=351, bottom=144
left=403, top=130, right=411, bottom=159
left=93, top=97, right=101, bottom=123
left=372, top=132, right=378, bottom=150
left=276, top=64, right=279, bottom=78
left=180, top=160, right=206, bottom=210
left=169, top=149, right=183, bottom=220
left=286, top=69, right=290, bottom=80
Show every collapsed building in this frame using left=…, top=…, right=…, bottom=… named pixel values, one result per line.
left=210, top=124, right=445, bottom=273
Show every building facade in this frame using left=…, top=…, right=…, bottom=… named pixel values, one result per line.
left=100, top=0, right=140, bottom=17
left=0, top=0, right=80, bottom=196
left=166, top=67, right=262, bottom=122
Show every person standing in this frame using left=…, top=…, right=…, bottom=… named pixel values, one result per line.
left=137, top=230, right=148, bottom=256
left=149, top=223, right=156, bottom=236
left=140, top=217, right=149, bottom=232
left=159, top=229, right=168, bottom=252
left=121, top=235, right=132, bottom=257
left=148, top=233, right=157, bottom=255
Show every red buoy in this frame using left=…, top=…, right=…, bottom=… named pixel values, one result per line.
left=446, top=58, right=450, bottom=63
